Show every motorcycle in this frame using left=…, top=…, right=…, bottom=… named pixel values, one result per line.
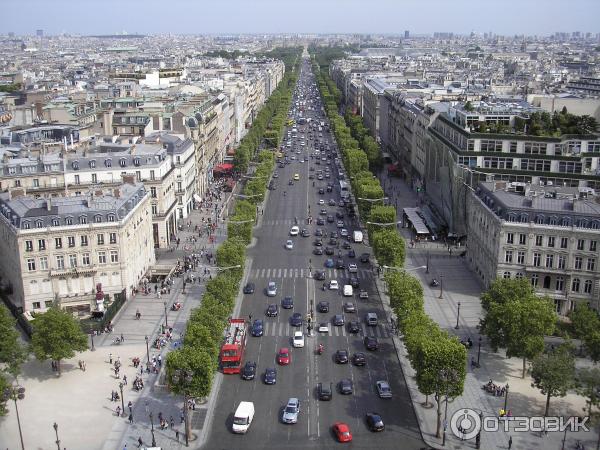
left=430, top=279, right=439, bottom=287
left=113, top=337, right=122, bottom=345
left=317, top=344, right=324, bottom=355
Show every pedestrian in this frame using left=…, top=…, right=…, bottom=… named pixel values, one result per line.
left=128, top=413, right=133, bottom=424
left=137, top=437, right=143, bottom=448
left=109, top=353, right=113, bottom=364
left=175, top=430, right=179, bottom=442
left=128, top=401, right=133, bottom=414
left=116, top=406, right=121, bottom=416
left=249, top=313, right=252, bottom=322
left=508, top=436, right=513, bottom=449
left=123, top=374, right=128, bottom=385
left=170, top=416, right=174, bottom=429
left=120, top=333, right=124, bottom=343
left=180, top=410, right=185, bottom=424
left=123, top=444, right=127, bottom=450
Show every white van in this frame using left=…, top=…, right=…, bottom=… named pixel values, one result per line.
left=343, top=285, right=353, bottom=297
left=232, top=401, right=255, bottom=434
left=353, top=231, right=363, bottom=243
left=366, top=312, right=378, bottom=326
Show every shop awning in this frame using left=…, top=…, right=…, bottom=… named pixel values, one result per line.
left=403, top=207, right=430, bottom=235
left=214, top=163, right=234, bottom=172
left=193, top=194, right=202, bottom=203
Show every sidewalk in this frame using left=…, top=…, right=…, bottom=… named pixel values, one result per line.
left=372, top=171, right=597, bottom=450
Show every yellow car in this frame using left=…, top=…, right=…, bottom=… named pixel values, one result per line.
left=276, top=152, right=284, bottom=158
left=293, top=174, right=300, bottom=181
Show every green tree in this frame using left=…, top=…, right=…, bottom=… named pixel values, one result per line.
left=31, top=307, right=88, bottom=375
left=385, top=271, right=423, bottom=322
left=367, top=205, right=397, bottom=239
left=183, top=321, right=220, bottom=355
left=531, top=343, right=576, bottom=416
left=480, top=278, right=556, bottom=378
left=0, top=305, right=28, bottom=379
left=372, top=228, right=405, bottom=268
left=569, top=303, right=600, bottom=357
left=0, top=373, right=9, bottom=416
left=575, top=367, right=600, bottom=421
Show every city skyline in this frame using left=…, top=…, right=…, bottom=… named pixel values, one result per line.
left=4, top=0, right=600, bottom=36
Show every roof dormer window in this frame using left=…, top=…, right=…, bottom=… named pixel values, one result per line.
left=79, top=215, right=87, bottom=224
left=89, top=160, right=96, bottom=168
left=36, top=220, right=44, bottom=228
left=133, top=157, right=140, bottom=166
left=108, top=214, right=115, bottom=222
left=119, top=158, right=127, bottom=167
left=72, top=161, right=79, bottom=170
left=94, top=215, right=102, bottom=223
left=51, top=218, right=60, bottom=226
left=105, top=159, right=112, bottom=168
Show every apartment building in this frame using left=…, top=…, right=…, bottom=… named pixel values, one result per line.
left=466, top=181, right=600, bottom=315
left=0, top=179, right=154, bottom=315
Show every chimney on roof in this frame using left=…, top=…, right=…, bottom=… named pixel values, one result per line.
left=122, top=174, right=136, bottom=185
left=8, top=188, right=26, bottom=200
left=95, top=189, right=103, bottom=197
left=113, top=188, right=121, bottom=198
left=46, top=198, right=52, bottom=211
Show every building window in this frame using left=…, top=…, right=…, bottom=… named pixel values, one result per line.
left=574, top=256, right=583, bottom=270
left=558, top=255, right=566, bottom=270
left=98, top=252, right=107, bottom=264
left=556, top=276, right=564, bottom=291
left=587, top=258, right=596, bottom=271
left=572, top=278, right=580, bottom=293
left=97, top=234, right=104, bottom=245
left=546, top=254, right=554, bottom=268
left=75, top=175, right=80, bottom=185
left=519, top=234, right=526, bottom=245
left=105, top=159, right=112, bottom=168
left=136, top=171, right=142, bottom=181
left=562, top=217, right=571, bottom=227
left=108, top=214, right=115, bottom=222
left=25, top=240, right=33, bottom=252
left=23, top=221, right=30, bottom=229
left=584, top=280, right=593, bottom=294
left=577, top=239, right=585, bottom=250
left=543, top=275, right=551, bottom=289
left=590, top=241, right=597, bottom=252
left=517, top=251, right=525, bottom=264
left=505, top=250, right=513, bottom=263
left=547, top=236, right=555, bottom=248
left=32, top=302, right=41, bottom=309
left=37, top=239, right=46, bottom=251
left=119, top=158, right=127, bottom=167
left=92, top=173, right=97, bottom=184
left=81, top=236, right=88, bottom=246
left=515, top=272, right=523, bottom=279
left=68, top=236, right=76, bottom=247
left=56, top=255, right=65, bottom=269
left=151, top=187, right=157, bottom=198
left=55, top=237, right=62, bottom=249
left=33, top=178, right=39, bottom=187
left=533, top=253, right=541, bottom=267
left=94, top=215, right=102, bottom=223
left=506, top=233, right=514, bottom=244
left=535, top=235, right=543, bottom=246
left=79, top=216, right=87, bottom=224
left=27, top=258, right=36, bottom=271
left=82, top=253, right=90, bottom=266
left=52, top=218, right=60, bottom=226
left=69, top=254, right=77, bottom=268
left=109, top=233, right=117, bottom=244
left=150, top=170, right=155, bottom=180
left=560, top=237, right=568, bottom=249
left=531, top=274, right=539, bottom=287
left=40, top=257, right=48, bottom=270
left=503, top=271, right=511, bottom=279
left=110, top=251, right=119, bottom=263
left=151, top=204, right=158, bottom=215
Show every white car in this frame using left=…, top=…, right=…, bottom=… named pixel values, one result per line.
left=285, top=240, right=294, bottom=250
left=340, top=228, right=348, bottom=237
left=292, top=331, right=305, bottom=348
left=267, top=281, right=277, bottom=297
left=348, top=263, right=358, bottom=273
left=318, top=322, right=330, bottom=333
left=376, top=380, right=393, bottom=399
left=318, top=199, right=325, bottom=205
left=290, top=226, right=299, bottom=236
left=329, top=280, right=339, bottom=290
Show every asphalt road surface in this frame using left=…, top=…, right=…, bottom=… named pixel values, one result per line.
left=203, top=57, right=425, bottom=450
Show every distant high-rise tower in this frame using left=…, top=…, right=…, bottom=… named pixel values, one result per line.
left=8, top=32, right=14, bottom=38
left=404, top=30, right=410, bottom=39
left=36, top=29, right=44, bottom=37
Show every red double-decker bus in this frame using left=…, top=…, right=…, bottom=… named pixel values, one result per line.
left=220, top=318, right=247, bottom=374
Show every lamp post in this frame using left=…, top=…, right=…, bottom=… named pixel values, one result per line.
left=438, top=368, right=457, bottom=446
left=455, top=302, right=461, bottom=329
left=3, top=385, right=25, bottom=450
left=503, top=383, right=510, bottom=412
left=163, top=301, right=168, bottom=329
left=53, top=422, right=61, bottom=450
left=476, top=336, right=482, bottom=368
left=172, top=369, right=193, bottom=446
left=119, top=382, right=125, bottom=416
left=90, top=332, right=95, bottom=351
left=144, top=335, right=150, bottom=364
left=426, top=251, right=430, bottom=274
left=438, top=274, right=444, bottom=298
left=149, top=412, right=157, bottom=447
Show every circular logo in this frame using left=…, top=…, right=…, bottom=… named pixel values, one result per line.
left=450, top=408, right=481, bottom=440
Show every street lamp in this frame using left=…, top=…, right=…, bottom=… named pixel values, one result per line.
left=365, top=220, right=402, bottom=227
left=455, top=302, right=461, bottom=329
left=476, top=336, right=482, bottom=368
left=216, top=264, right=243, bottom=272
left=439, top=369, right=458, bottom=446
left=53, top=422, right=61, bottom=450
left=90, top=331, right=95, bottom=351
left=426, top=251, right=430, bottom=274
left=149, top=412, right=157, bottom=447
left=163, top=301, right=168, bottom=329
left=119, top=382, right=125, bottom=416
left=503, top=383, right=510, bottom=412
left=438, top=274, right=444, bottom=299
left=172, top=369, right=194, bottom=446
left=144, top=335, right=150, bottom=365
left=3, top=385, right=25, bottom=450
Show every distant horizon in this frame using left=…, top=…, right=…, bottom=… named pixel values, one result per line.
left=4, top=0, right=600, bottom=36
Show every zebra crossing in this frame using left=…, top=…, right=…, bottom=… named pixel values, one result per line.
left=250, top=267, right=372, bottom=280
left=253, top=320, right=391, bottom=339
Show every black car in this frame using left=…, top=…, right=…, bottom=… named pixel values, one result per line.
left=264, top=367, right=277, bottom=385
left=336, top=211, right=344, bottom=219
left=352, top=352, right=367, bottom=366
left=317, top=218, right=325, bottom=225
left=330, top=231, right=338, bottom=239
left=348, top=249, right=356, bottom=258
left=366, top=412, right=385, bottom=432
left=324, top=246, right=334, bottom=255
left=315, top=228, right=324, bottom=236
left=339, top=379, right=353, bottom=395
left=318, top=301, right=329, bottom=313
left=329, top=238, right=338, bottom=246
left=281, top=296, right=294, bottom=309
left=251, top=319, right=264, bottom=337
left=318, top=188, right=325, bottom=194
left=335, top=259, right=344, bottom=270
left=313, top=247, right=324, bottom=255
left=364, top=336, right=379, bottom=351
left=348, top=320, right=360, bottom=334
left=290, top=312, right=303, bottom=327
left=317, top=382, right=333, bottom=401
left=327, top=215, right=335, bottom=223
left=349, top=276, right=359, bottom=288
left=243, top=282, right=255, bottom=294
left=342, top=241, right=351, bottom=249
left=314, top=238, right=323, bottom=247
left=301, top=229, right=310, bottom=237
left=335, top=349, right=349, bottom=364
left=360, top=253, right=370, bottom=263
left=326, top=185, right=333, bottom=192
left=319, top=209, right=327, bottom=215
left=241, top=361, right=257, bottom=380
left=266, top=304, right=279, bottom=317
left=314, top=270, right=326, bottom=281
left=333, top=314, right=345, bottom=326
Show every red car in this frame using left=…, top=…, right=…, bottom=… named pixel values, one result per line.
left=333, top=422, right=352, bottom=442
left=277, top=347, right=290, bottom=365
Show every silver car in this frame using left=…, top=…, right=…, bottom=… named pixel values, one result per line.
left=376, top=380, right=392, bottom=399
left=267, top=281, right=277, bottom=297
left=282, top=397, right=300, bottom=424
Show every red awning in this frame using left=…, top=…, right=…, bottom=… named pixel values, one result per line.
left=214, top=163, right=234, bottom=172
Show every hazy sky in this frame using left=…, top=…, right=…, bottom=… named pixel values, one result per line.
left=4, top=0, right=600, bottom=36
